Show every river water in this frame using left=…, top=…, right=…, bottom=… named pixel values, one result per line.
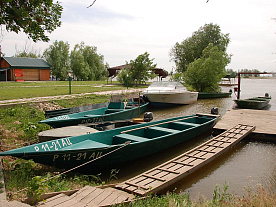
left=115, top=78, right=276, bottom=199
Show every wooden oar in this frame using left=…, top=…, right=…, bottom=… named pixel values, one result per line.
left=121, top=115, right=198, bottom=134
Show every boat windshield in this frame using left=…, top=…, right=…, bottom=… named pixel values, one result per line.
left=146, top=81, right=187, bottom=91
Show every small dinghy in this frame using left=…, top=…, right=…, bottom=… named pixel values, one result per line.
left=234, top=93, right=271, bottom=110
left=39, top=101, right=149, bottom=128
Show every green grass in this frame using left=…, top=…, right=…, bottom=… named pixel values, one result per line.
left=119, top=184, right=276, bottom=207
left=54, top=94, right=110, bottom=108
left=0, top=81, right=148, bottom=101
left=0, top=104, right=51, bottom=145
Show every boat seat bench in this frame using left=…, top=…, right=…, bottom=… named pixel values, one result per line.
left=148, top=126, right=180, bottom=134
left=173, top=121, right=200, bottom=127
left=113, top=133, right=148, bottom=144
left=105, top=109, right=124, bottom=114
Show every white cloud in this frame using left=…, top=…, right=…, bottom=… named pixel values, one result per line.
left=1, top=0, right=276, bottom=72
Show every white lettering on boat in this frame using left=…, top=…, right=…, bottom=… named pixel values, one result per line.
left=66, top=138, right=72, bottom=145
left=56, top=140, right=61, bottom=148
left=52, top=142, right=58, bottom=150
left=34, top=139, right=72, bottom=152
left=42, top=144, right=50, bottom=151
left=61, top=139, right=67, bottom=147
left=54, top=115, right=70, bottom=120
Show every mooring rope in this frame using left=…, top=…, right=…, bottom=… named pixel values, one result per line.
left=11, top=141, right=131, bottom=195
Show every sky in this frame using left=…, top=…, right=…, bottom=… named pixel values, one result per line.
left=1, top=0, right=276, bottom=72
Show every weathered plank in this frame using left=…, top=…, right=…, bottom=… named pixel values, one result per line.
left=95, top=188, right=134, bottom=206
left=39, top=193, right=70, bottom=207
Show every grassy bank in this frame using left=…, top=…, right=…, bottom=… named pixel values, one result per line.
left=0, top=81, right=148, bottom=101
left=0, top=96, right=116, bottom=203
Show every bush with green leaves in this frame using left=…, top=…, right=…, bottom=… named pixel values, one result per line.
left=184, top=44, right=230, bottom=92
left=117, top=52, right=157, bottom=87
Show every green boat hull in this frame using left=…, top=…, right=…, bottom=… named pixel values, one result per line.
left=39, top=102, right=149, bottom=128
left=0, top=114, right=219, bottom=172
left=198, top=92, right=232, bottom=99
left=234, top=96, right=271, bottom=109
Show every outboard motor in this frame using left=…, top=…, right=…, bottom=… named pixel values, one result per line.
left=144, top=112, right=153, bottom=122
left=211, top=107, right=219, bottom=115
left=142, top=95, right=149, bottom=103
left=265, top=93, right=269, bottom=97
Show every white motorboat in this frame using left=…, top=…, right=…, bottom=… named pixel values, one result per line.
left=143, top=81, right=198, bottom=106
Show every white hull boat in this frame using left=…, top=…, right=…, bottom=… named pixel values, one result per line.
left=143, top=81, right=198, bottom=107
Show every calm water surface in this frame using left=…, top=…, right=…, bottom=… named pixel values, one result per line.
left=115, top=78, right=276, bottom=199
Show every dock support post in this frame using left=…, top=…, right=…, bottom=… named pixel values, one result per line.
left=237, top=73, right=241, bottom=99
left=69, top=76, right=72, bottom=94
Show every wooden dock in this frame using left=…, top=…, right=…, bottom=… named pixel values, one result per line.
left=37, top=124, right=255, bottom=206
left=116, top=124, right=255, bottom=196
left=214, top=109, right=276, bottom=136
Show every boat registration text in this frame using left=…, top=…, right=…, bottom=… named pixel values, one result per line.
left=52, top=151, right=102, bottom=162
left=34, top=138, right=72, bottom=152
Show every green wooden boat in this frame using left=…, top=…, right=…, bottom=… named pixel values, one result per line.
left=39, top=101, right=149, bottom=128
left=198, top=91, right=232, bottom=99
left=44, top=102, right=109, bottom=118
left=0, top=114, right=219, bottom=172
left=234, top=96, right=271, bottom=109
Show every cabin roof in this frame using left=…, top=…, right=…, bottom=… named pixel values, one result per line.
left=1, top=57, right=51, bottom=69
left=107, top=64, right=167, bottom=78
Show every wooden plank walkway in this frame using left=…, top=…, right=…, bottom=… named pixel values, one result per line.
left=38, top=186, right=134, bottom=207
left=115, top=124, right=255, bottom=196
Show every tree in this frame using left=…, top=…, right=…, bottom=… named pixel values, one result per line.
left=70, top=42, right=106, bottom=81
left=0, top=0, right=62, bottom=42
left=116, top=67, right=132, bottom=87
left=14, top=51, right=39, bottom=58
left=43, top=40, right=70, bottom=80
left=128, top=52, right=157, bottom=86
left=239, top=69, right=261, bottom=77
left=170, top=23, right=230, bottom=73
left=225, top=69, right=237, bottom=78
left=13, top=40, right=42, bottom=58
left=184, top=43, right=231, bottom=92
